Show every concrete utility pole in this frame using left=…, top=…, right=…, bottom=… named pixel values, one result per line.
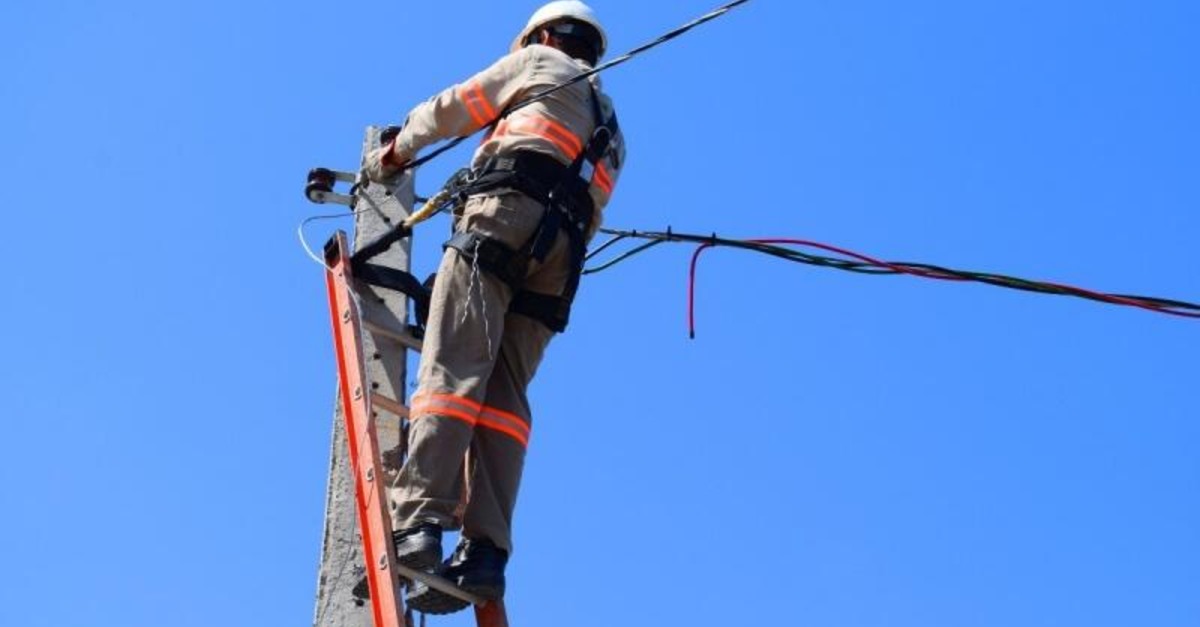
left=312, top=128, right=415, bottom=627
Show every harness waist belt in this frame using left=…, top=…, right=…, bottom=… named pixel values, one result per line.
left=439, top=150, right=599, bottom=334
left=466, top=150, right=594, bottom=233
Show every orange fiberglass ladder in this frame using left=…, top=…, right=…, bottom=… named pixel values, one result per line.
left=308, top=135, right=509, bottom=627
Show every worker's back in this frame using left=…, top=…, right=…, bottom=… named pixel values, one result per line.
left=473, top=44, right=625, bottom=228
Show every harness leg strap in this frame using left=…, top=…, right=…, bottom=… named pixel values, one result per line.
left=442, top=230, right=577, bottom=333
left=510, top=291, right=571, bottom=333
left=444, top=231, right=528, bottom=290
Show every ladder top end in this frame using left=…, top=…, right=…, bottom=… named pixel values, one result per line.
left=323, top=233, right=345, bottom=268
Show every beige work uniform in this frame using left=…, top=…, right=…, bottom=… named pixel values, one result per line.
left=387, top=44, right=626, bottom=553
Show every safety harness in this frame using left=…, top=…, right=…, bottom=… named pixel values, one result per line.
left=351, top=81, right=617, bottom=334
left=440, top=81, right=618, bottom=332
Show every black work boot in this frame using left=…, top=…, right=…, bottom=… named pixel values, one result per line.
left=406, top=537, right=509, bottom=615
left=392, top=522, right=443, bottom=571
left=444, top=537, right=509, bottom=600
left=352, top=523, right=443, bottom=605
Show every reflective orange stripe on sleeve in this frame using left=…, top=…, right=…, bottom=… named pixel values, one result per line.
left=460, top=82, right=497, bottom=127
left=592, top=162, right=614, bottom=195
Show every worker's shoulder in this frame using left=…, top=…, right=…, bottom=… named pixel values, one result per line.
left=517, top=44, right=596, bottom=75
left=476, top=45, right=568, bottom=83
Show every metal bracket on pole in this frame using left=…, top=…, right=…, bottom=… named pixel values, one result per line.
left=306, top=168, right=360, bottom=207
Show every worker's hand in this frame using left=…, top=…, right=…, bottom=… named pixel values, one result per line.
left=363, top=140, right=408, bottom=183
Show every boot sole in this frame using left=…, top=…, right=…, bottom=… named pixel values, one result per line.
left=406, top=576, right=504, bottom=615
left=352, top=548, right=442, bottom=604
left=406, top=581, right=472, bottom=615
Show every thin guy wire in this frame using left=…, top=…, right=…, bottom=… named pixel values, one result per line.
left=403, top=0, right=753, bottom=171
left=298, top=208, right=375, bottom=267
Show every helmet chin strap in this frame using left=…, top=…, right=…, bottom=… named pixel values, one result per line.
left=522, top=28, right=550, bottom=48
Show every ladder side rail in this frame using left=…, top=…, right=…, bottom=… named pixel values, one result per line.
left=313, top=126, right=511, bottom=627
left=475, top=600, right=510, bottom=627
left=325, top=231, right=408, bottom=627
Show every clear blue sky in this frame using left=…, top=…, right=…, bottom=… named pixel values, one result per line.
left=3, top=1, right=1197, bottom=626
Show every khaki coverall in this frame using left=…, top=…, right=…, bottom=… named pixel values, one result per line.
left=386, top=44, right=626, bottom=553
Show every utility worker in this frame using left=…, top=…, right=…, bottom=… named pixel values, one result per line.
left=362, top=0, right=625, bottom=615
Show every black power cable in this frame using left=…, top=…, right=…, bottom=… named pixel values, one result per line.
left=584, top=227, right=1200, bottom=336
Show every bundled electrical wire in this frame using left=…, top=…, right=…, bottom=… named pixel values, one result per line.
left=584, top=227, right=1200, bottom=336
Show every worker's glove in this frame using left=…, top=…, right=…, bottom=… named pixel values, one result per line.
left=363, top=140, right=408, bottom=183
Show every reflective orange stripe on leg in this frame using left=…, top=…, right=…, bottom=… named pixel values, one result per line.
left=479, top=405, right=531, bottom=447
left=409, top=394, right=531, bottom=447
left=411, top=393, right=481, bottom=427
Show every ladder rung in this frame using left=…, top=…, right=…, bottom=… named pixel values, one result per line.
left=364, top=318, right=424, bottom=352
left=393, top=562, right=487, bottom=607
left=371, top=393, right=410, bottom=419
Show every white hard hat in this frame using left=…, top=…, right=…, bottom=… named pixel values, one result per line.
left=511, top=1, right=607, bottom=59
